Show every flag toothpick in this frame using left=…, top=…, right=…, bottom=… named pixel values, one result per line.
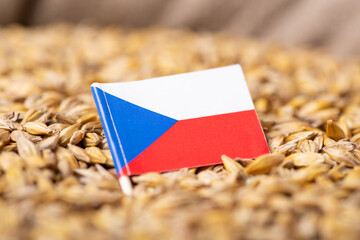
left=119, top=176, right=133, bottom=195
left=91, top=65, right=269, bottom=182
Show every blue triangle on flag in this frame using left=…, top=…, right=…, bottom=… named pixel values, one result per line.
left=103, top=91, right=178, bottom=163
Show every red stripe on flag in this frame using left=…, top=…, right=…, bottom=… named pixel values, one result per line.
left=120, top=110, right=269, bottom=176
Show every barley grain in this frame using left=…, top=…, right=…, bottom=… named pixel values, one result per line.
left=0, top=24, right=359, bottom=240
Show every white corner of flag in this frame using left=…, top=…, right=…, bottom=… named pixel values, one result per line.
left=91, top=82, right=102, bottom=88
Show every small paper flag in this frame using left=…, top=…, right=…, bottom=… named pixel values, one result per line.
left=91, top=65, right=269, bottom=178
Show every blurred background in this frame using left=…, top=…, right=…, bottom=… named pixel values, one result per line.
left=1, top=0, right=360, bottom=58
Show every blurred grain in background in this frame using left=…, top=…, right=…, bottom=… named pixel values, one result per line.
left=1, top=0, right=360, bottom=57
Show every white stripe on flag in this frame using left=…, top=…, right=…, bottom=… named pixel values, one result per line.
left=92, top=65, right=254, bottom=120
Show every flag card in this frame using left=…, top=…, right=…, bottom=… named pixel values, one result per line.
left=91, top=65, right=269, bottom=177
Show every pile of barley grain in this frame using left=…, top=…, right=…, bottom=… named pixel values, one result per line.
left=0, top=24, right=360, bottom=240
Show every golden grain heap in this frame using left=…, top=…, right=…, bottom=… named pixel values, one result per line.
left=0, top=24, right=360, bottom=240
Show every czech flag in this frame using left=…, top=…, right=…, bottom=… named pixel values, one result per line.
left=91, top=65, right=269, bottom=177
